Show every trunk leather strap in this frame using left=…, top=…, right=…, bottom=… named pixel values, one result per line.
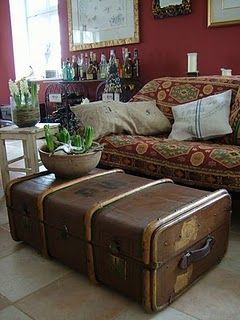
left=5, top=171, right=51, bottom=242
left=5, top=170, right=50, bottom=208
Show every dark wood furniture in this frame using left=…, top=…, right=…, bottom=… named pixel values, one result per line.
left=95, top=78, right=142, bottom=102
left=44, top=81, right=89, bottom=121
left=44, top=78, right=143, bottom=131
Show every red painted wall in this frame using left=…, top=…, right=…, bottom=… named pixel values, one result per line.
left=60, top=0, right=240, bottom=85
left=0, top=0, right=15, bottom=105
left=1, top=0, right=240, bottom=104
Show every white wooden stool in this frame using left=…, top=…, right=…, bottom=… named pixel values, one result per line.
left=0, top=123, right=59, bottom=191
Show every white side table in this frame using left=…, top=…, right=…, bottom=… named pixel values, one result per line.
left=0, top=123, right=59, bottom=191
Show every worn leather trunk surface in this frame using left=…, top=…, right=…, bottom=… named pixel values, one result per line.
left=6, top=169, right=231, bottom=312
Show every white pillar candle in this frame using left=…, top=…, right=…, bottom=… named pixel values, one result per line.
left=187, top=52, right=198, bottom=72
left=221, top=68, right=232, bottom=76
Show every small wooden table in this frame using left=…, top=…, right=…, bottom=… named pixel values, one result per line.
left=0, top=123, right=59, bottom=191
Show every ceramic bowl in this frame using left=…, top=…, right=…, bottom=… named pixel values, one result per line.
left=39, top=144, right=102, bottom=179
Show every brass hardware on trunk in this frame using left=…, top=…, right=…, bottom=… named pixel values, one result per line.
left=61, top=225, right=69, bottom=240
left=168, top=294, right=173, bottom=304
left=109, top=254, right=127, bottom=280
left=109, top=241, right=120, bottom=255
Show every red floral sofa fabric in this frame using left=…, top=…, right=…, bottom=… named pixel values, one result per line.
left=98, top=76, right=240, bottom=191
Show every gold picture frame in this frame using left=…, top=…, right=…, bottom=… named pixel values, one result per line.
left=67, top=0, right=139, bottom=51
left=208, top=0, right=240, bottom=27
left=152, top=0, right=191, bottom=19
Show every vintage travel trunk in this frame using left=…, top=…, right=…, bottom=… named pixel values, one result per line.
left=6, top=169, right=231, bottom=312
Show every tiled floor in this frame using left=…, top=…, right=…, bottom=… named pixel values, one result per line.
left=0, top=141, right=239, bottom=320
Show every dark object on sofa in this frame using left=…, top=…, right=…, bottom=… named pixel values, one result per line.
left=6, top=169, right=231, bottom=312
left=51, top=104, right=78, bottom=135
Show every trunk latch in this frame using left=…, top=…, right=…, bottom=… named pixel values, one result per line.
left=61, top=225, right=69, bottom=240
left=109, top=240, right=121, bottom=255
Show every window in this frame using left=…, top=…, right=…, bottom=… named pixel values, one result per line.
left=9, top=0, right=61, bottom=80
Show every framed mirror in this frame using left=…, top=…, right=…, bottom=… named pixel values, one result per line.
left=152, top=0, right=191, bottom=19
left=67, top=0, right=139, bottom=51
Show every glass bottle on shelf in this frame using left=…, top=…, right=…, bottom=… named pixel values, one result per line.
left=78, top=53, right=84, bottom=80
left=89, top=51, right=93, bottom=63
left=86, top=52, right=94, bottom=80
left=86, top=63, right=94, bottom=80
left=132, top=49, right=139, bottom=78
left=92, top=53, right=98, bottom=80
left=99, top=53, right=108, bottom=79
left=66, top=58, right=73, bottom=80
left=72, top=55, right=79, bottom=80
left=108, top=49, right=116, bottom=74
left=121, top=47, right=128, bottom=78
left=82, top=53, right=88, bottom=80
left=123, top=51, right=132, bottom=79
left=122, top=47, right=128, bottom=64
left=62, top=61, right=68, bottom=80
left=86, top=52, right=98, bottom=80
left=115, top=58, right=122, bottom=78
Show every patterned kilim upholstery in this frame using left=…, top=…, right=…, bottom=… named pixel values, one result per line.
left=99, top=135, right=240, bottom=191
left=98, top=76, right=240, bottom=191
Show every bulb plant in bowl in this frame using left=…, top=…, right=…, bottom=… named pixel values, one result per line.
left=39, top=125, right=103, bottom=179
left=8, top=78, right=40, bottom=127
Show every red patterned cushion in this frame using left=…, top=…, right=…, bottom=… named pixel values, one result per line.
left=99, top=134, right=240, bottom=191
left=131, top=76, right=240, bottom=145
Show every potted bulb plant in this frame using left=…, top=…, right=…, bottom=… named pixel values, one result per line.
left=8, top=78, right=40, bottom=127
left=39, top=125, right=104, bottom=178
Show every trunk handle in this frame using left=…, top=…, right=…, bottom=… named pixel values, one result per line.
left=179, top=236, right=215, bottom=269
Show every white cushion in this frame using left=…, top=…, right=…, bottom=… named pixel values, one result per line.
left=71, top=100, right=171, bottom=140
left=168, top=90, right=233, bottom=141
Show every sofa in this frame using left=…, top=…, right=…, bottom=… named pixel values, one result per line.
left=98, top=76, right=240, bottom=193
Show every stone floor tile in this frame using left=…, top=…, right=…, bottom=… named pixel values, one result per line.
left=16, top=272, right=130, bottom=320
left=0, top=186, right=4, bottom=199
left=114, top=305, right=198, bottom=320
left=1, top=223, right=10, bottom=232
left=5, top=140, right=23, bottom=159
left=0, top=247, right=70, bottom=302
left=0, top=306, right=33, bottom=320
left=220, top=232, right=240, bottom=275
left=0, top=294, right=10, bottom=311
left=230, top=212, right=240, bottom=234
left=0, top=198, right=8, bottom=226
left=0, top=227, right=25, bottom=258
left=172, top=267, right=240, bottom=320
